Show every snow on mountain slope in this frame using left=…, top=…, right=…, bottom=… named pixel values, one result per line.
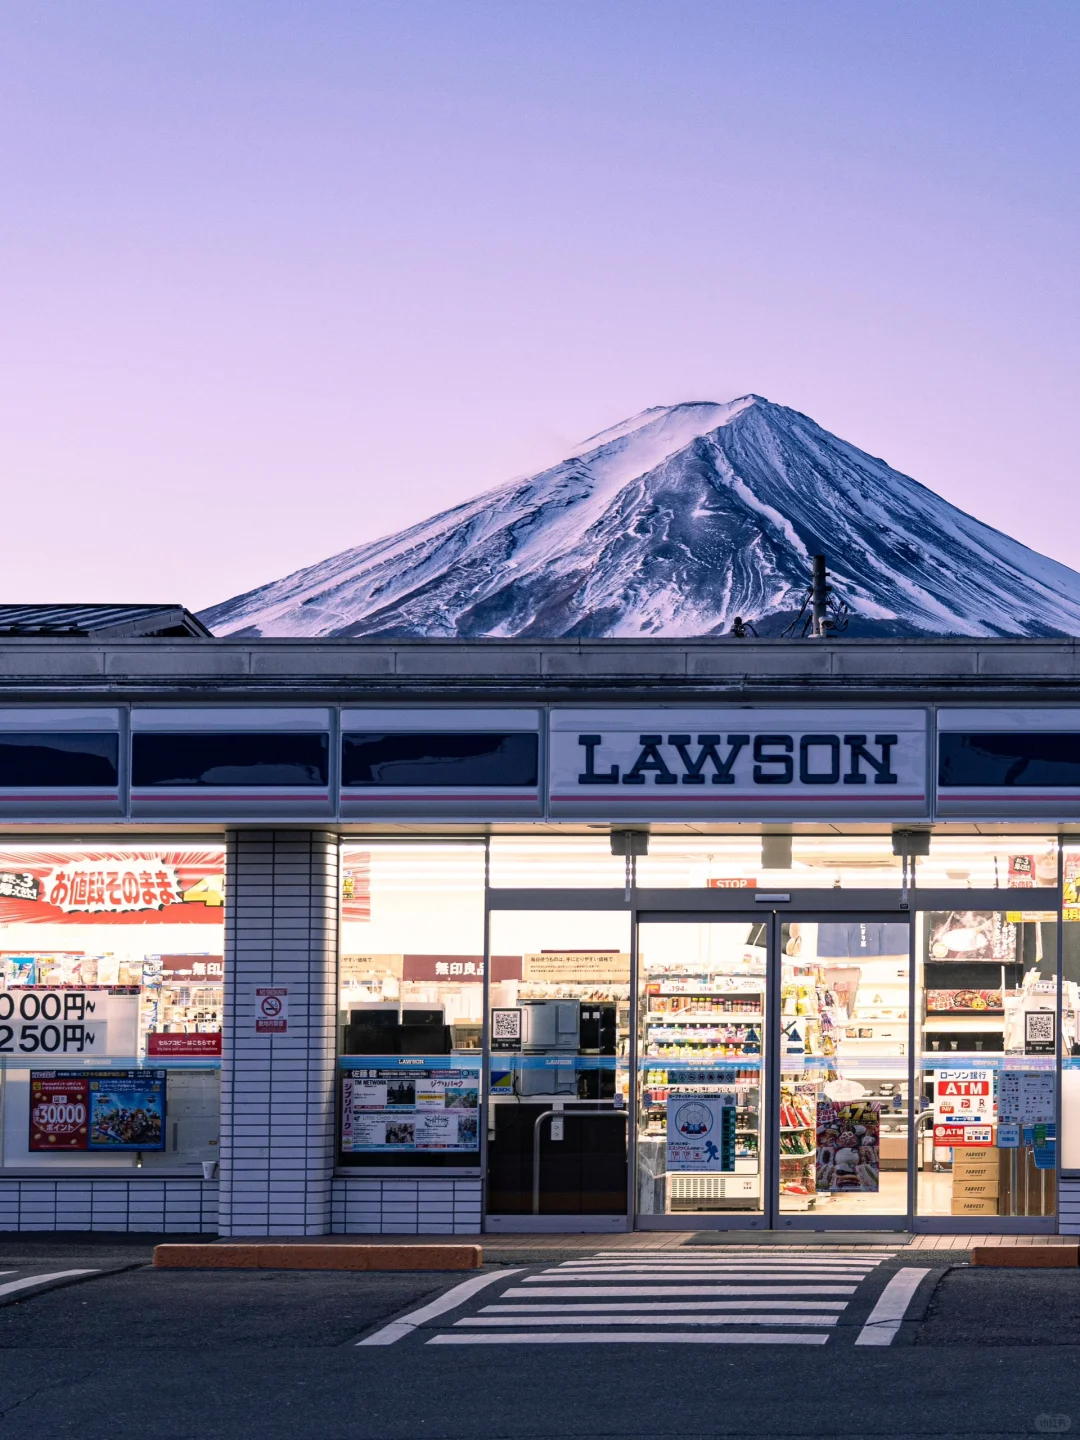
left=201, top=396, right=1080, bottom=638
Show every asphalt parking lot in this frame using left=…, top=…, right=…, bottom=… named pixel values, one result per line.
left=0, top=1239, right=1078, bottom=1439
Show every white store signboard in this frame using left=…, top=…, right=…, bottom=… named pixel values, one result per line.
left=0, top=988, right=138, bottom=1057
left=548, top=708, right=928, bottom=820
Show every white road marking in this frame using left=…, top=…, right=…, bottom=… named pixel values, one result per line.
left=527, top=1270, right=876, bottom=1281
left=482, top=1300, right=848, bottom=1313
left=455, top=1314, right=839, bottom=1328
left=428, top=1330, right=830, bottom=1346
left=356, top=1269, right=522, bottom=1347
left=505, top=1284, right=859, bottom=1298
left=0, top=1270, right=97, bottom=1299
left=854, top=1268, right=932, bottom=1347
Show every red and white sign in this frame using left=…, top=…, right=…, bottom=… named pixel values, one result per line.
left=934, top=1123, right=993, bottom=1148
left=934, top=1069, right=993, bottom=1124
left=0, top=849, right=224, bottom=926
left=255, top=987, right=289, bottom=1034
left=707, top=878, right=758, bottom=889
left=147, top=1032, right=222, bottom=1058
left=30, top=1073, right=89, bottom=1150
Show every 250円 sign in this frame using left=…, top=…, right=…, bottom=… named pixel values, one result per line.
left=0, top=988, right=139, bottom=1057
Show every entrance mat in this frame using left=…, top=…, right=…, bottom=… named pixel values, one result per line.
left=683, top=1230, right=911, bottom=1247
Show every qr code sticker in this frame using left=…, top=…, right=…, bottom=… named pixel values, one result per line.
left=1026, top=1012, right=1054, bottom=1044
left=492, top=1008, right=522, bottom=1042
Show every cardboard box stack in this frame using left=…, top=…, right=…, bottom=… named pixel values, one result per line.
left=951, top=1146, right=1000, bottom=1216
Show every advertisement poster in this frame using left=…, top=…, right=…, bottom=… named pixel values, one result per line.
left=341, top=1064, right=480, bottom=1153
left=30, top=1073, right=90, bottom=1150
left=666, top=1092, right=736, bottom=1172
left=30, top=1070, right=166, bottom=1151
left=815, top=1099, right=880, bottom=1192
left=88, top=1073, right=166, bottom=1150
left=0, top=849, right=224, bottom=927
left=934, top=1067, right=993, bottom=1145
left=928, top=912, right=1015, bottom=962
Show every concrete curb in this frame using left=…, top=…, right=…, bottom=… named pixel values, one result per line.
left=970, top=1244, right=1079, bottom=1268
left=153, top=1244, right=483, bottom=1271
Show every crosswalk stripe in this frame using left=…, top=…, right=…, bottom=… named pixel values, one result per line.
left=505, top=1284, right=859, bottom=1298
left=530, top=1270, right=876, bottom=1280
left=454, top=1314, right=840, bottom=1328
left=428, top=1331, right=830, bottom=1346
left=481, top=1300, right=848, bottom=1313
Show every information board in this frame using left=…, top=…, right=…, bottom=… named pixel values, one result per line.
left=340, top=1061, right=480, bottom=1154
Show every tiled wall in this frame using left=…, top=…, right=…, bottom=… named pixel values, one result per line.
left=1058, top=1176, right=1080, bottom=1233
left=218, top=830, right=339, bottom=1237
left=332, top=1177, right=482, bottom=1234
left=0, top=1178, right=217, bottom=1232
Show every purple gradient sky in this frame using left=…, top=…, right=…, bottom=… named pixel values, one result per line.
left=2, top=2, right=1078, bottom=612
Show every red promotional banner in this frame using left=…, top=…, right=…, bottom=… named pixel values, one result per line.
left=0, top=849, right=224, bottom=926
left=147, top=1033, right=222, bottom=1058
left=30, top=1073, right=89, bottom=1151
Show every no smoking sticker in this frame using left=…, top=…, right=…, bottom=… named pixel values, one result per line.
left=255, top=987, right=289, bottom=1034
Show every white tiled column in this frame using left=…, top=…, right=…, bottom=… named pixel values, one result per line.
left=218, top=830, right=338, bottom=1237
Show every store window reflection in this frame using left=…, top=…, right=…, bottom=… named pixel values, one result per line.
left=337, top=843, right=485, bottom=1170
left=487, top=910, right=631, bottom=1217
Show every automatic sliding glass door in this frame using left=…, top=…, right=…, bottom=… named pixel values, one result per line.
left=636, top=918, right=769, bottom=1224
left=777, top=915, right=910, bottom=1225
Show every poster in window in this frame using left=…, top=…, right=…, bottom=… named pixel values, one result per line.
left=928, top=911, right=1015, bottom=962
left=87, top=1072, right=166, bottom=1151
left=341, top=1063, right=480, bottom=1154
left=816, top=1100, right=880, bottom=1192
left=30, top=1073, right=90, bottom=1151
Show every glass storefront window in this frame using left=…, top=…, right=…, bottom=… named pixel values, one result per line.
left=916, top=907, right=1058, bottom=1219
left=0, top=844, right=224, bottom=1173
left=337, top=842, right=485, bottom=1169
left=915, top=836, right=1059, bottom=890
left=635, top=834, right=902, bottom=889
left=489, top=835, right=626, bottom=889
left=487, top=909, right=631, bottom=1216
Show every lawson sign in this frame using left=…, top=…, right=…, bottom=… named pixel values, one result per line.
left=548, top=709, right=928, bottom=820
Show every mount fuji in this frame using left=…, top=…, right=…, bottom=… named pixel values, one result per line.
left=201, top=396, right=1080, bottom=639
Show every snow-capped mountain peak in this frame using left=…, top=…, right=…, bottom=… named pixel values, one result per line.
left=201, top=395, right=1080, bottom=639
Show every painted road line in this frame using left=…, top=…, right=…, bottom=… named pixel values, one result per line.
left=854, top=1268, right=932, bottom=1347
left=356, top=1268, right=523, bottom=1347
left=428, top=1330, right=830, bottom=1346
left=504, top=1284, right=859, bottom=1298
left=561, top=1255, right=892, bottom=1267
left=527, top=1270, right=877, bottom=1281
left=0, top=1270, right=98, bottom=1299
left=481, top=1300, right=849, bottom=1313
left=454, top=1314, right=839, bottom=1328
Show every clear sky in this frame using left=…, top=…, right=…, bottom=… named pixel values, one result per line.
left=2, top=2, right=1077, bottom=612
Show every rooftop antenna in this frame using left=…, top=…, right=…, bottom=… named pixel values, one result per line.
left=781, top=553, right=851, bottom=639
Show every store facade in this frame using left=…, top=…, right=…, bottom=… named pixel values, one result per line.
left=1, top=635, right=1080, bottom=1237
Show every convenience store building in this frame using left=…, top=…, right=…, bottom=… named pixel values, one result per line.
left=1, top=626, right=1080, bottom=1238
